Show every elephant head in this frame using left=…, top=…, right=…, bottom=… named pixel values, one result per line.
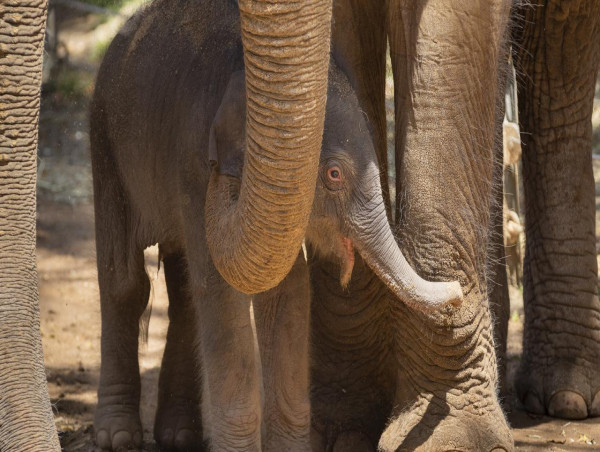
left=305, top=66, right=463, bottom=312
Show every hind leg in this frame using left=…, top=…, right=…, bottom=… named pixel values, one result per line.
left=93, top=214, right=150, bottom=450
left=154, top=252, right=204, bottom=451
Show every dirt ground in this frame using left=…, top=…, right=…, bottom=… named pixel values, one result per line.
left=36, top=4, right=600, bottom=451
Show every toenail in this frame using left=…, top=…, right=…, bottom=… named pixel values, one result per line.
left=522, top=391, right=545, bottom=415
left=112, top=430, right=135, bottom=448
left=548, top=390, right=587, bottom=420
left=96, top=429, right=110, bottom=448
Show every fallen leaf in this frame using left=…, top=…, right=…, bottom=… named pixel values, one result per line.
left=578, top=433, right=595, bottom=444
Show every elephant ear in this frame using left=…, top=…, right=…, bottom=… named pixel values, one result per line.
left=209, top=70, right=246, bottom=180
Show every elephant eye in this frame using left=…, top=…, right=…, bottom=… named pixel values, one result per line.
left=327, top=166, right=342, bottom=182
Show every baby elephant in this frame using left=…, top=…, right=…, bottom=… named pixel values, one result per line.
left=91, top=1, right=462, bottom=451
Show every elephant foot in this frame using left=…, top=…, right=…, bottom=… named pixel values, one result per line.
left=94, top=407, right=142, bottom=451
left=154, top=397, right=203, bottom=451
left=515, top=358, right=600, bottom=419
left=378, top=397, right=513, bottom=452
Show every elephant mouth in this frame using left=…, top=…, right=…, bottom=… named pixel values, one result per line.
left=339, top=237, right=355, bottom=288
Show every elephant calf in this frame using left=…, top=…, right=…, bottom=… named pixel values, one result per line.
left=90, top=1, right=461, bottom=450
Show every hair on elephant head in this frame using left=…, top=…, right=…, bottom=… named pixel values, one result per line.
left=209, top=62, right=464, bottom=313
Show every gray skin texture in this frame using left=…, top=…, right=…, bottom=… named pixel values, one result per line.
left=512, top=0, right=600, bottom=420
left=92, top=0, right=600, bottom=451
left=0, top=1, right=61, bottom=450
left=91, top=1, right=458, bottom=447
left=308, top=0, right=599, bottom=451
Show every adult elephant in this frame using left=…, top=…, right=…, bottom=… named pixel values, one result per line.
left=305, top=0, right=600, bottom=451
left=0, top=0, right=60, bottom=450
left=0, top=0, right=334, bottom=449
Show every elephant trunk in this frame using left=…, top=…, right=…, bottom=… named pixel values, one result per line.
left=349, top=174, right=463, bottom=312
left=205, top=0, right=333, bottom=294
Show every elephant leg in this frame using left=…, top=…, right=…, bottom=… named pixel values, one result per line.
left=94, top=213, right=149, bottom=450
left=380, top=0, right=514, bottom=450
left=253, top=253, right=311, bottom=451
left=92, top=105, right=150, bottom=450
left=154, top=252, right=203, bottom=450
left=512, top=0, right=600, bottom=420
left=309, top=257, right=395, bottom=452
left=191, top=257, right=261, bottom=451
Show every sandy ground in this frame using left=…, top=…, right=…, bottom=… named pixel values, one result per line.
left=35, top=4, right=600, bottom=451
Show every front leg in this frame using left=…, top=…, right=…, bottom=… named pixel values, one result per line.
left=381, top=0, right=514, bottom=450
left=253, top=253, right=311, bottom=451
left=309, top=257, right=395, bottom=452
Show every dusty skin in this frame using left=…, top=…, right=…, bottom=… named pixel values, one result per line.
left=38, top=69, right=600, bottom=452
left=38, top=4, right=600, bottom=451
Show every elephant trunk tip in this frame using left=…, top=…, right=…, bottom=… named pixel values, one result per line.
left=414, top=280, right=464, bottom=312
left=384, top=272, right=464, bottom=313
left=349, top=206, right=464, bottom=313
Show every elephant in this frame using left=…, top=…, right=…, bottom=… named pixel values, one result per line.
left=306, top=1, right=599, bottom=451
left=0, top=0, right=598, bottom=450
left=0, top=1, right=61, bottom=450
left=511, top=1, right=600, bottom=421
left=89, top=1, right=462, bottom=449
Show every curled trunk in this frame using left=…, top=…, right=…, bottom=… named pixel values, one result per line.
left=205, top=0, right=333, bottom=294
left=349, top=174, right=463, bottom=312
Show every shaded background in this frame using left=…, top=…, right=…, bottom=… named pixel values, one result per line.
left=36, top=1, right=600, bottom=449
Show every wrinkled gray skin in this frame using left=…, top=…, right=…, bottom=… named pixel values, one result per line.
left=0, top=2, right=61, bottom=450
left=1, top=0, right=598, bottom=450
left=308, top=1, right=600, bottom=451
left=511, top=0, right=600, bottom=421
left=90, top=1, right=427, bottom=446
left=1, top=0, right=332, bottom=448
